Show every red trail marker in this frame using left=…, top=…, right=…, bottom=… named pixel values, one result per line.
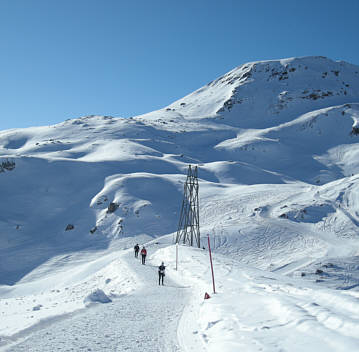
left=208, top=235, right=216, bottom=294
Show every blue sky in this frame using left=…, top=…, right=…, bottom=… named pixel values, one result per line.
left=0, top=0, right=358, bottom=130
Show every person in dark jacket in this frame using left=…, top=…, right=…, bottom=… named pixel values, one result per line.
left=140, top=246, right=147, bottom=264
left=158, top=262, right=165, bottom=285
left=134, top=244, right=140, bottom=258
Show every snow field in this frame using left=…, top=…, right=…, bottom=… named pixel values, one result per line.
left=1, top=56, right=359, bottom=351
left=1, top=242, right=188, bottom=351
left=1, top=235, right=359, bottom=351
left=0, top=245, right=139, bottom=340
left=152, top=244, right=359, bottom=352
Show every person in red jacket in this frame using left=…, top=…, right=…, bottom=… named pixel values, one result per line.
left=140, top=246, right=147, bottom=265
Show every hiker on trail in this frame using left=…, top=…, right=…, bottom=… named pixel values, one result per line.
left=134, top=244, right=140, bottom=258
left=140, top=246, right=147, bottom=265
left=158, top=262, right=165, bottom=286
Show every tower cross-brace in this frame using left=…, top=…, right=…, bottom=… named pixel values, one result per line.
left=176, top=165, right=200, bottom=248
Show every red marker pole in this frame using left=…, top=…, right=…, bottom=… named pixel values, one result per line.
left=207, top=235, right=216, bottom=294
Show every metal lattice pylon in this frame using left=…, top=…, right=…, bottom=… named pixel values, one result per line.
left=176, top=165, right=200, bottom=248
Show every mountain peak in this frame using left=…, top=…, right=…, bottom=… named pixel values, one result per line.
left=142, top=56, right=359, bottom=129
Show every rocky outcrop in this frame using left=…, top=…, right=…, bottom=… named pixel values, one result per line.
left=0, top=159, right=15, bottom=173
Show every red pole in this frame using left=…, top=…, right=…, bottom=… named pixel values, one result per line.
left=207, top=235, right=216, bottom=294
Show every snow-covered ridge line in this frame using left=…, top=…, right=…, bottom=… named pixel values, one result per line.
left=150, top=56, right=359, bottom=127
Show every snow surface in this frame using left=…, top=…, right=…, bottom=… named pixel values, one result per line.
left=1, top=56, right=359, bottom=350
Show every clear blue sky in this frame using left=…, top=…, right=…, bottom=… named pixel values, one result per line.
left=0, top=0, right=358, bottom=130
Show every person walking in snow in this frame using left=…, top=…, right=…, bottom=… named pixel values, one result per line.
left=134, top=244, right=140, bottom=258
left=158, top=262, right=165, bottom=285
left=140, top=246, right=147, bottom=265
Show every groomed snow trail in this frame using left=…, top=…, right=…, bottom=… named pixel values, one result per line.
left=5, top=247, right=188, bottom=352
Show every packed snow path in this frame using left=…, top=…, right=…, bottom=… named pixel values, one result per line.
left=2, top=241, right=359, bottom=351
left=4, top=248, right=188, bottom=352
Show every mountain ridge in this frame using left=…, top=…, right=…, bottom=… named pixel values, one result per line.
left=1, top=56, right=359, bottom=350
left=134, top=56, right=359, bottom=130
left=0, top=55, right=359, bottom=288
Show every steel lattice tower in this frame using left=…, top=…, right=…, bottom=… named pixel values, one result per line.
left=176, top=165, right=200, bottom=248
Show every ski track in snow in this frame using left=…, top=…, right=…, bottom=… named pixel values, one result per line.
left=2, top=249, right=188, bottom=352
left=159, top=246, right=359, bottom=352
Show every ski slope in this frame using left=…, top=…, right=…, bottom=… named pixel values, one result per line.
left=1, top=56, right=359, bottom=350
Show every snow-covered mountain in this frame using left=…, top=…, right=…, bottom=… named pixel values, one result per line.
left=1, top=56, right=359, bottom=350
left=164, top=56, right=359, bottom=126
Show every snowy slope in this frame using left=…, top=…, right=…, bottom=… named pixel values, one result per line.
left=160, top=56, right=359, bottom=128
left=1, top=56, right=359, bottom=350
